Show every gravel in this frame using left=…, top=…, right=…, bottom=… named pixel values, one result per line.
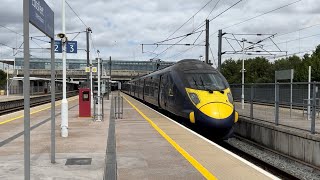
left=226, top=137, right=320, bottom=180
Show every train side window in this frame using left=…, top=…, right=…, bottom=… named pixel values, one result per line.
left=168, top=75, right=174, bottom=96
left=149, top=77, right=153, bottom=96
left=145, top=78, right=149, bottom=96
left=154, top=75, right=159, bottom=97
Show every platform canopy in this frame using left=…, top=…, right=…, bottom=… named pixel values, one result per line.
left=0, top=59, right=14, bottom=65
left=11, top=77, right=79, bottom=84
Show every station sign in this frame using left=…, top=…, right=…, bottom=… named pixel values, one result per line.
left=54, top=40, right=62, bottom=53
left=29, top=0, right=54, bottom=38
left=66, top=41, right=77, bottom=53
left=85, top=66, right=97, bottom=72
left=54, top=40, right=78, bottom=53
left=275, top=69, right=294, bottom=81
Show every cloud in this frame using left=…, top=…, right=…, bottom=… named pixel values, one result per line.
left=0, top=0, right=319, bottom=65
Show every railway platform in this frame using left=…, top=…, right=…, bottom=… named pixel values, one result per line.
left=0, top=94, right=41, bottom=102
left=0, top=92, right=279, bottom=179
left=115, top=93, right=278, bottom=179
left=0, top=96, right=111, bottom=179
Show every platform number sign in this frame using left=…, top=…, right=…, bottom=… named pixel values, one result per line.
left=54, top=40, right=77, bottom=53
left=54, top=40, right=62, bottom=53
left=66, top=41, right=77, bottom=53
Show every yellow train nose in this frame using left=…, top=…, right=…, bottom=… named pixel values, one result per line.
left=199, top=103, right=233, bottom=119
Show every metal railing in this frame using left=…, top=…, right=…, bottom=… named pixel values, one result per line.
left=93, top=96, right=104, bottom=121
left=230, top=82, right=319, bottom=134
left=114, top=92, right=123, bottom=119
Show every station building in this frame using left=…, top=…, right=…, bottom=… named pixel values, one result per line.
left=0, top=58, right=175, bottom=95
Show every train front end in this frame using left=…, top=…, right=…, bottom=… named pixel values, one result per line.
left=184, top=71, right=238, bottom=139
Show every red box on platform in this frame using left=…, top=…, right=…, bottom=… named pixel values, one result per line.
left=79, top=88, right=91, bottom=117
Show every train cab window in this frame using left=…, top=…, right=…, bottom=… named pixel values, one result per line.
left=186, top=73, right=228, bottom=91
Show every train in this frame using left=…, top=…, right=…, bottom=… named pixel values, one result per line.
left=122, top=59, right=238, bottom=139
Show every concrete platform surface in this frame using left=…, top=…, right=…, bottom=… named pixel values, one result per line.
left=118, top=93, right=279, bottom=180
left=116, top=98, right=204, bottom=180
left=0, top=96, right=111, bottom=179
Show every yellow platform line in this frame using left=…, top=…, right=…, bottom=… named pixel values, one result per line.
left=123, top=95, right=217, bottom=180
left=0, top=96, right=79, bottom=125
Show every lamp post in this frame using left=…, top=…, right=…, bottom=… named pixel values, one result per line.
left=61, top=0, right=68, bottom=137
left=241, top=38, right=247, bottom=110
left=90, top=48, right=95, bottom=110
left=97, top=56, right=101, bottom=121
left=6, top=64, right=9, bottom=96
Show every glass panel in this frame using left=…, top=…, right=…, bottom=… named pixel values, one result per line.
left=186, top=73, right=229, bottom=91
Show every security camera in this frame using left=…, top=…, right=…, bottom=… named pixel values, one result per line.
left=57, top=33, right=65, bottom=39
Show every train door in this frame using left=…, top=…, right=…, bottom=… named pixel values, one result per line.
left=143, top=79, right=145, bottom=101
left=167, top=75, right=176, bottom=111
left=137, top=80, right=140, bottom=99
left=159, top=73, right=168, bottom=109
left=134, top=82, right=136, bottom=97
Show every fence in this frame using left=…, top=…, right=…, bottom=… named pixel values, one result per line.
left=114, top=93, right=123, bottom=119
left=230, top=82, right=319, bottom=134
left=93, top=96, right=104, bottom=121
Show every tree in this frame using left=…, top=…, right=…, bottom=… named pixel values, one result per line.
left=220, top=44, right=320, bottom=84
left=221, top=58, right=241, bottom=84
left=245, top=57, right=273, bottom=83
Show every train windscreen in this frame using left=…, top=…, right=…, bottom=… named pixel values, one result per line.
left=186, top=73, right=229, bottom=91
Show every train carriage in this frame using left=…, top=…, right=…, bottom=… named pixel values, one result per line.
left=123, top=59, right=238, bottom=139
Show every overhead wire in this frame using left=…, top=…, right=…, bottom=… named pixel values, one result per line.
left=214, top=0, right=303, bottom=34
left=193, top=0, right=222, bottom=32
left=152, top=0, right=243, bottom=59
left=194, top=0, right=244, bottom=32
left=155, top=30, right=204, bottom=44
left=90, top=33, right=98, bottom=58
left=264, top=32, right=320, bottom=48
left=0, top=25, right=23, bottom=36
left=164, top=0, right=214, bottom=41
left=150, top=0, right=243, bottom=60
left=209, top=45, right=217, bottom=67
left=268, top=48, right=314, bottom=60
left=165, top=39, right=206, bottom=59
left=152, top=35, right=190, bottom=59
left=66, top=0, right=88, bottom=28
left=275, top=22, right=320, bottom=38
left=149, top=0, right=215, bottom=56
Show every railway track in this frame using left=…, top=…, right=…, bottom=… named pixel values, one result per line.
left=0, top=91, right=78, bottom=115
left=217, top=137, right=300, bottom=180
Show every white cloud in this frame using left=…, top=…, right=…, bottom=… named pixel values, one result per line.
left=0, top=0, right=319, bottom=66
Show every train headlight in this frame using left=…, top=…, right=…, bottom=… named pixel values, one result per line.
left=189, top=93, right=200, bottom=105
left=227, top=92, right=233, bottom=104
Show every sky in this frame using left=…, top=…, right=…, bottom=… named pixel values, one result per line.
left=0, top=0, right=320, bottom=68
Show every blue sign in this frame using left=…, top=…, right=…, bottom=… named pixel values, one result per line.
left=54, top=40, right=62, bottom=53
left=66, top=41, right=77, bottom=53
left=29, top=0, right=54, bottom=38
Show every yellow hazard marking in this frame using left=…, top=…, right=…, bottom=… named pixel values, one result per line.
left=0, top=96, right=79, bottom=125
left=123, top=95, right=217, bottom=180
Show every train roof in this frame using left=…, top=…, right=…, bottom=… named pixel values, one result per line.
left=172, top=59, right=215, bottom=71
left=130, top=59, right=216, bottom=81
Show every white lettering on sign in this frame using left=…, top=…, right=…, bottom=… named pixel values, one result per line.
left=32, top=0, right=44, bottom=16
left=35, top=12, right=44, bottom=24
